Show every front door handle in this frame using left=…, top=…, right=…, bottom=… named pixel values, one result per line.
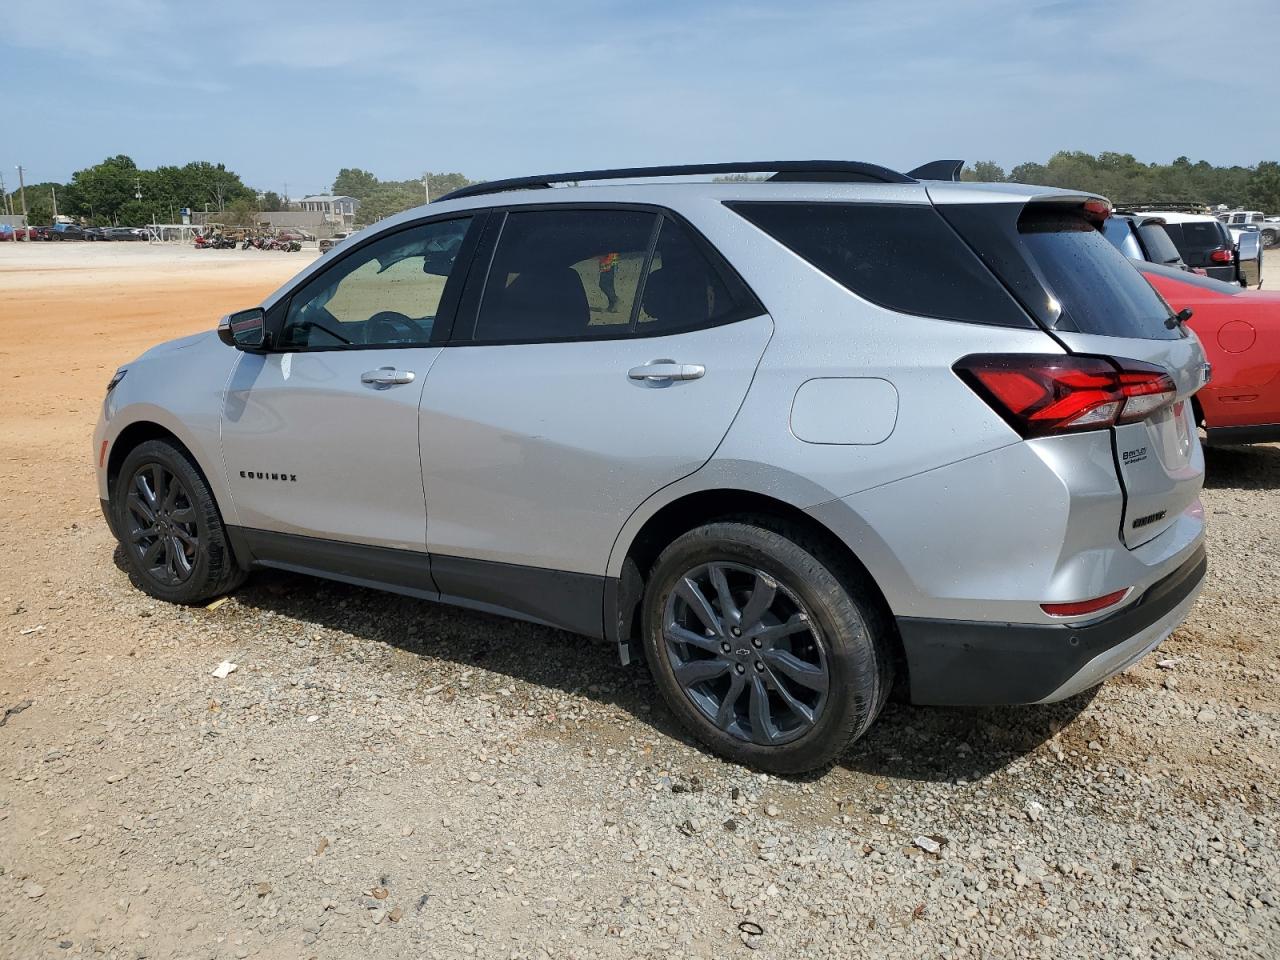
left=361, top=367, right=416, bottom=386
left=627, top=360, right=705, bottom=383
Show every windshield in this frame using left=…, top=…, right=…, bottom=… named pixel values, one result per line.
left=1018, top=211, right=1180, bottom=340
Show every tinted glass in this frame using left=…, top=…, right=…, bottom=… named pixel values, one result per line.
left=1102, top=217, right=1142, bottom=259
left=1136, top=223, right=1183, bottom=265
left=281, top=218, right=471, bottom=349
left=473, top=209, right=657, bottom=342
left=729, top=201, right=1029, bottom=327
left=636, top=218, right=743, bottom=334
left=1165, top=221, right=1226, bottom=252
left=1017, top=213, right=1179, bottom=340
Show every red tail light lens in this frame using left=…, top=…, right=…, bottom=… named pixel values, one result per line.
left=955, top=354, right=1177, bottom=438
left=1041, top=589, right=1130, bottom=618
left=1209, top=249, right=1234, bottom=264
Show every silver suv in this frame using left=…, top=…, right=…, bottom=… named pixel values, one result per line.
left=95, top=161, right=1209, bottom=773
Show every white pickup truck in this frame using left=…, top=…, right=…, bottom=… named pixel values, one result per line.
left=1217, top=210, right=1279, bottom=248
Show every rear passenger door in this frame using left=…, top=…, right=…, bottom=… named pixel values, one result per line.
left=419, top=205, right=773, bottom=611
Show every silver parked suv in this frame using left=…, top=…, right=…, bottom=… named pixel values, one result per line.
left=95, top=161, right=1209, bottom=772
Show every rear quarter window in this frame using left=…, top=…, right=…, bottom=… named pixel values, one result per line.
left=727, top=201, right=1032, bottom=328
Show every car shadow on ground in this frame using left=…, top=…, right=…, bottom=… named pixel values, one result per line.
left=1203, top=442, right=1280, bottom=490
left=114, top=541, right=1095, bottom=785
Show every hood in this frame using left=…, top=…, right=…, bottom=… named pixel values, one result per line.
left=135, top=329, right=216, bottom=363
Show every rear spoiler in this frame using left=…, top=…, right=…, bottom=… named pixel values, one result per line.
left=907, top=159, right=964, bottom=182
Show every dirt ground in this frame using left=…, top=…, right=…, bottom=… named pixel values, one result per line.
left=0, top=243, right=1277, bottom=959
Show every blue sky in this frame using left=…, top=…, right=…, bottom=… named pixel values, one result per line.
left=5, top=0, right=1278, bottom=196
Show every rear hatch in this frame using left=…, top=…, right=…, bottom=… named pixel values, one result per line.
left=1162, top=221, right=1229, bottom=270
left=934, top=193, right=1207, bottom=548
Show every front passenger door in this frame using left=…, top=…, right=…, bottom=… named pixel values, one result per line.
left=221, top=215, right=477, bottom=553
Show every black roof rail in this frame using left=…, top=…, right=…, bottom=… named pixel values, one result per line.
left=434, top=160, right=916, bottom=202
left=907, top=159, right=965, bottom=182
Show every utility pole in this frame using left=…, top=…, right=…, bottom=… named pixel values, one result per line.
left=422, top=173, right=431, bottom=203
left=16, top=165, right=28, bottom=217
left=0, top=171, right=9, bottom=216
left=51, top=185, right=58, bottom=220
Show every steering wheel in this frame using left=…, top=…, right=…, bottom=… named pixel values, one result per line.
left=366, top=311, right=426, bottom=343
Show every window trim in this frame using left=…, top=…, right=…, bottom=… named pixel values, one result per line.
left=264, top=211, right=486, bottom=354
left=444, top=201, right=767, bottom=347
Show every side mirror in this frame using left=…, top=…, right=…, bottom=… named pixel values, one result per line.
left=218, top=308, right=266, bottom=350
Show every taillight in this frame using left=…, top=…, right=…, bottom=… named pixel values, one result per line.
left=1209, top=249, right=1234, bottom=264
left=954, top=354, right=1177, bottom=438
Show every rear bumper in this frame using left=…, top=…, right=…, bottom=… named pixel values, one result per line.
left=1204, top=423, right=1280, bottom=446
left=897, top=544, right=1206, bottom=706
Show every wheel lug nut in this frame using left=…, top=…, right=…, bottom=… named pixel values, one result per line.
left=735, top=664, right=746, bottom=675
left=755, top=661, right=764, bottom=672
left=751, top=638, right=761, bottom=648
left=721, top=642, right=732, bottom=654
left=730, top=626, right=741, bottom=637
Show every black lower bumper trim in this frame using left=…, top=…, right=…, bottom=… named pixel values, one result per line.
left=1204, top=423, right=1280, bottom=446
left=896, top=544, right=1207, bottom=706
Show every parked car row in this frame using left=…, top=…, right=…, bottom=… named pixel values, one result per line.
left=1, top=223, right=149, bottom=241
left=1108, top=209, right=1262, bottom=288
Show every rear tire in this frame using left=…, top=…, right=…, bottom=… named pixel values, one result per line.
left=641, top=518, right=892, bottom=774
left=112, top=439, right=247, bottom=604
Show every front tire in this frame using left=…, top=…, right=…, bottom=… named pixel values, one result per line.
left=112, top=439, right=246, bottom=604
left=641, top=519, right=892, bottom=774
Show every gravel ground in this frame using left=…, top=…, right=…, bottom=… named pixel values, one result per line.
left=0, top=247, right=1278, bottom=959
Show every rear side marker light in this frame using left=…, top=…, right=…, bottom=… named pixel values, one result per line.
left=98, top=441, right=108, bottom=468
left=1041, top=589, right=1130, bottom=618
left=1209, top=249, right=1234, bottom=264
left=954, top=354, right=1177, bottom=438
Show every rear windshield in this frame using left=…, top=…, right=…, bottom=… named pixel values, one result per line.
left=727, top=201, right=1031, bottom=327
left=1136, top=223, right=1183, bottom=265
left=1164, top=221, right=1226, bottom=252
left=1018, top=212, right=1180, bottom=340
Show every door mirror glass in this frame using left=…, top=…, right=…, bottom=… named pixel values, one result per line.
left=218, top=308, right=266, bottom=349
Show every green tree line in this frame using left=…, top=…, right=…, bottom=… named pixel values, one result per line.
left=331, top=168, right=474, bottom=224
left=963, top=152, right=1280, bottom=211
left=12, top=153, right=1277, bottom=228
left=3, top=155, right=272, bottom=226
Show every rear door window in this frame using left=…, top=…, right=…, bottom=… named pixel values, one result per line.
left=472, top=209, right=657, bottom=343
left=728, top=201, right=1031, bottom=327
left=635, top=217, right=750, bottom=335
left=1017, top=211, right=1180, bottom=340
left=467, top=208, right=763, bottom=343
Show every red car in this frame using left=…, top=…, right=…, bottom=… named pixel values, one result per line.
left=1138, top=261, right=1280, bottom=445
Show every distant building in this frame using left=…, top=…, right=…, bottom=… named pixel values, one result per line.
left=294, top=195, right=359, bottom=227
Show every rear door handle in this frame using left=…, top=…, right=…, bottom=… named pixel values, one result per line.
left=361, top=367, right=416, bottom=386
left=628, top=360, right=705, bottom=383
